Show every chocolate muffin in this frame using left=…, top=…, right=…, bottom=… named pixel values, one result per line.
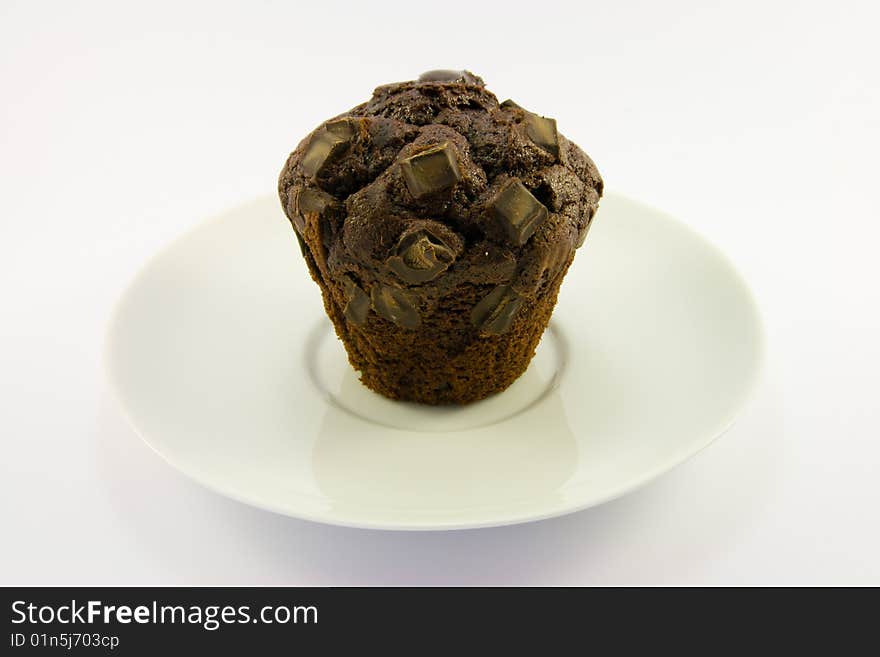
left=278, top=70, right=603, bottom=405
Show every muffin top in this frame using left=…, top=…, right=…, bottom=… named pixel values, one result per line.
left=278, top=70, right=602, bottom=333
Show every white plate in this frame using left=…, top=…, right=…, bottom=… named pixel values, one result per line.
left=105, top=193, right=763, bottom=530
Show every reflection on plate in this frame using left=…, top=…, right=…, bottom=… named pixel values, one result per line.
left=106, top=193, right=763, bottom=530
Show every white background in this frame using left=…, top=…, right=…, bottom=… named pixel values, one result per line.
left=2, top=0, right=878, bottom=585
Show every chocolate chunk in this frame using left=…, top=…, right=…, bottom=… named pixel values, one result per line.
left=288, top=187, right=339, bottom=245
left=418, top=70, right=484, bottom=86
left=285, top=189, right=306, bottom=233
left=489, top=180, right=549, bottom=246
left=471, top=285, right=523, bottom=335
left=399, top=142, right=461, bottom=199
left=297, top=187, right=336, bottom=215
left=525, top=114, right=559, bottom=159
left=326, top=118, right=356, bottom=138
left=342, top=277, right=371, bottom=326
left=301, top=119, right=356, bottom=179
left=370, top=285, right=420, bottom=329
left=419, top=70, right=465, bottom=82
left=576, top=219, right=593, bottom=248
left=500, top=101, right=559, bottom=158
left=386, top=229, right=457, bottom=284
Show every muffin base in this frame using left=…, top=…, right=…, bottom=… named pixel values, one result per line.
left=315, top=264, right=571, bottom=405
